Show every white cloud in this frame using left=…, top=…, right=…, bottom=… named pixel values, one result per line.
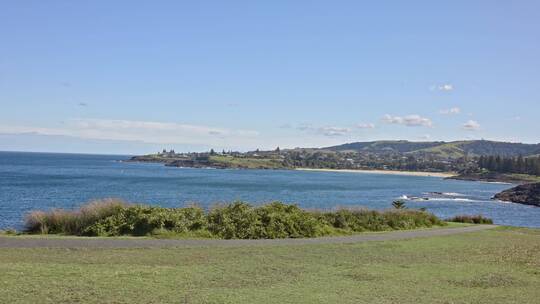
left=462, top=120, right=481, bottom=131
left=439, top=84, right=453, bottom=91
left=296, top=123, right=314, bottom=131
left=294, top=124, right=353, bottom=137
left=0, top=118, right=260, bottom=146
left=356, top=123, right=376, bottom=129
left=382, top=114, right=433, bottom=127
left=418, top=134, right=431, bottom=140
left=0, top=125, right=70, bottom=136
left=317, top=126, right=352, bottom=137
left=430, top=84, right=454, bottom=91
left=439, top=107, right=461, bottom=115
left=278, top=123, right=293, bottom=129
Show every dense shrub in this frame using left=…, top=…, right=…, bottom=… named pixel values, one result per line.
left=207, top=202, right=262, bottom=239
left=447, top=215, right=493, bottom=224
left=24, top=199, right=449, bottom=238
left=84, top=205, right=207, bottom=236
left=255, top=202, right=325, bottom=238
left=207, top=202, right=328, bottom=239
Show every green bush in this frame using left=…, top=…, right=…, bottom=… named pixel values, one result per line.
left=206, top=202, right=327, bottom=239
left=207, top=202, right=262, bottom=239
left=255, top=202, right=325, bottom=238
left=447, top=215, right=493, bottom=224
left=84, top=205, right=207, bottom=236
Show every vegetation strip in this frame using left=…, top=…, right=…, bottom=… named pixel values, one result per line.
left=23, top=199, right=446, bottom=239
left=0, top=225, right=495, bottom=248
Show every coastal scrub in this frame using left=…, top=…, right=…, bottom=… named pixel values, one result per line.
left=24, top=199, right=446, bottom=239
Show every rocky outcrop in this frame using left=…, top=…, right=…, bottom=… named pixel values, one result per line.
left=494, top=183, right=540, bottom=207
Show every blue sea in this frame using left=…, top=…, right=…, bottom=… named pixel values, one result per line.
left=1, top=151, right=539, bottom=229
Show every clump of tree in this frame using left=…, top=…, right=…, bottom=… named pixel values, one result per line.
left=478, top=155, right=540, bottom=176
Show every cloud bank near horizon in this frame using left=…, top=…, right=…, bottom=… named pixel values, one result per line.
left=0, top=118, right=259, bottom=147
left=382, top=114, right=433, bottom=127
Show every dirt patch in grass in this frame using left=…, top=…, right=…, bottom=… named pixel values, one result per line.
left=449, top=273, right=522, bottom=288
left=343, top=271, right=381, bottom=282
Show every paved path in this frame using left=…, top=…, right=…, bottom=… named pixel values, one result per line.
left=0, top=225, right=496, bottom=249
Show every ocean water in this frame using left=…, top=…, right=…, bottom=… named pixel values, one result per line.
left=1, top=151, right=539, bottom=229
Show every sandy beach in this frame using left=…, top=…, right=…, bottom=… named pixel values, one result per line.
left=296, top=168, right=456, bottom=178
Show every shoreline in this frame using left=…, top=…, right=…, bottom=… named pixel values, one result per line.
left=447, top=173, right=539, bottom=185
left=295, top=168, right=456, bottom=178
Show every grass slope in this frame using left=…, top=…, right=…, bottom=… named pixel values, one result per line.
left=411, top=141, right=467, bottom=158
left=1, top=227, right=538, bottom=304
left=209, top=155, right=287, bottom=169
left=449, top=172, right=540, bottom=184
left=506, top=173, right=540, bottom=183
left=327, top=140, right=540, bottom=159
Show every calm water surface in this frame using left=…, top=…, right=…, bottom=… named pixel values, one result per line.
left=1, top=151, right=539, bottom=229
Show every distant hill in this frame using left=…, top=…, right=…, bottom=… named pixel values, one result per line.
left=323, top=140, right=443, bottom=153
left=323, top=140, right=540, bottom=159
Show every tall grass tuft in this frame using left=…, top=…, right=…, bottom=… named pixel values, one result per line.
left=447, top=215, right=493, bottom=224
left=318, top=208, right=444, bottom=232
left=24, top=199, right=126, bottom=235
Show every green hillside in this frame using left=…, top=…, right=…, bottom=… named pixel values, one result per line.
left=324, top=140, right=443, bottom=153
left=325, top=140, right=540, bottom=159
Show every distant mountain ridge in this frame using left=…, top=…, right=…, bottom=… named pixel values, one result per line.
left=322, top=140, right=540, bottom=158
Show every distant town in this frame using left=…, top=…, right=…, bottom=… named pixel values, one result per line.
left=129, top=140, right=540, bottom=184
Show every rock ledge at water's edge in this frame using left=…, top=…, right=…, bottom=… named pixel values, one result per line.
left=494, top=183, right=540, bottom=207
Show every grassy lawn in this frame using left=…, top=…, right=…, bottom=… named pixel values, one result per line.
left=1, top=227, right=539, bottom=304
left=209, top=155, right=287, bottom=169
left=507, top=173, right=540, bottom=183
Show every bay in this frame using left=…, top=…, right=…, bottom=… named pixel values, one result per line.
left=1, top=151, right=538, bottom=229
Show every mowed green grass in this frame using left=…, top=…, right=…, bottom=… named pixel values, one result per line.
left=1, top=227, right=539, bottom=304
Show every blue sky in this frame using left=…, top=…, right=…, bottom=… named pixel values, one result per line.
left=1, top=1, right=539, bottom=154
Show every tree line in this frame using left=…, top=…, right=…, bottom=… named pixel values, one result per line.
left=478, top=155, right=540, bottom=176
